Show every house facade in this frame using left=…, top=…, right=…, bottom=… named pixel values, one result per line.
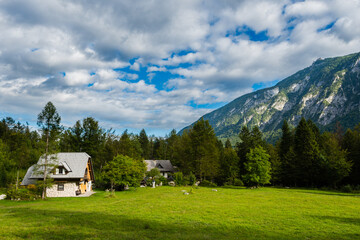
left=144, top=160, right=175, bottom=178
left=21, top=152, right=94, bottom=197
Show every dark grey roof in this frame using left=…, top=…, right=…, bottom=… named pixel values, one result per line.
left=22, top=153, right=91, bottom=184
left=144, top=160, right=175, bottom=172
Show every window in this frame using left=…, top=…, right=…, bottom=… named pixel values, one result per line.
left=59, top=167, right=64, bottom=174
left=58, top=184, right=64, bottom=191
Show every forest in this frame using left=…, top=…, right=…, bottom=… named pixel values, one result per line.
left=0, top=102, right=359, bottom=190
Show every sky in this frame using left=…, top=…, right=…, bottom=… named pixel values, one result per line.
left=0, top=0, right=360, bottom=136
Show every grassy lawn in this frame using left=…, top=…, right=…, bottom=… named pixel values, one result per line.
left=0, top=187, right=359, bottom=240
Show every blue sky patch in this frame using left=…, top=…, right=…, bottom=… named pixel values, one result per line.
left=227, top=25, right=270, bottom=42
left=187, top=100, right=227, bottom=110
left=252, top=80, right=280, bottom=91
left=317, top=20, right=337, bottom=32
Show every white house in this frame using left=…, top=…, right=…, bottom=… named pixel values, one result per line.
left=144, top=160, right=175, bottom=178
left=21, top=152, right=94, bottom=197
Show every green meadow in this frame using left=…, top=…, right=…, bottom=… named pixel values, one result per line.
left=0, top=187, right=359, bottom=240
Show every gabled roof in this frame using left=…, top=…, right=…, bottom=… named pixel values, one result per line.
left=144, top=160, right=175, bottom=172
left=21, top=165, right=37, bottom=185
left=22, top=153, right=92, bottom=185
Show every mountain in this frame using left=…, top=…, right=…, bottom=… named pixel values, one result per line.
left=180, top=52, right=360, bottom=143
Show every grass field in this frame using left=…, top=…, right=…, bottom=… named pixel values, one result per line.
left=0, top=187, right=359, bottom=240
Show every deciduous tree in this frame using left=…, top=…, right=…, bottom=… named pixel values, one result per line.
left=242, top=146, right=271, bottom=187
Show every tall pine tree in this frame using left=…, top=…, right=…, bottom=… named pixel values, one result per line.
left=294, top=118, right=320, bottom=187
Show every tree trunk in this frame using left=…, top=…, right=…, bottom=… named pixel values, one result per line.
left=16, top=170, right=19, bottom=192
left=42, top=131, right=49, bottom=200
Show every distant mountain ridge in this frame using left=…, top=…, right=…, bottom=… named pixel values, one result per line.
left=180, top=52, right=360, bottom=143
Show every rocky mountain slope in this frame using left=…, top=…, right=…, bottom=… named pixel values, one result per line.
left=181, top=52, right=360, bottom=143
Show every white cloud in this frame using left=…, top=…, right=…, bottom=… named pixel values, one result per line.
left=147, top=66, right=167, bottom=72
left=0, top=0, right=360, bottom=134
left=130, top=62, right=140, bottom=71
left=285, top=1, right=329, bottom=17
left=64, top=70, right=91, bottom=86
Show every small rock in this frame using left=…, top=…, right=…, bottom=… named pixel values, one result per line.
left=212, top=189, right=217, bottom=192
left=0, top=194, right=6, bottom=200
left=184, top=192, right=189, bottom=195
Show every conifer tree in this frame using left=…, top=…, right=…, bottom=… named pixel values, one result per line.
left=219, top=139, right=239, bottom=185
left=37, top=102, right=62, bottom=199
left=279, top=120, right=293, bottom=160
left=294, top=117, right=320, bottom=186
left=279, top=120, right=296, bottom=185
left=225, top=139, right=232, bottom=149
left=188, top=118, right=220, bottom=181
left=319, top=132, right=351, bottom=187
left=139, top=129, right=150, bottom=159
left=342, top=125, right=360, bottom=185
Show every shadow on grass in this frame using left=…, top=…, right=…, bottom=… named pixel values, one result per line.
left=293, top=190, right=360, bottom=197
left=2, top=207, right=292, bottom=240
left=269, top=187, right=360, bottom=197
left=311, top=215, right=360, bottom=227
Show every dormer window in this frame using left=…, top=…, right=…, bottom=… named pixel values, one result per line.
left=56, top=167, right=65, bottom=175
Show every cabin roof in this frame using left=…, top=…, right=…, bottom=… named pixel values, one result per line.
left=144, top=160, right=175, bottom=172
left=22, top=152, right=92, bottom=185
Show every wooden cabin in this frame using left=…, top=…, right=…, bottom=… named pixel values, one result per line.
left=22, top=152, right=95, bottom=197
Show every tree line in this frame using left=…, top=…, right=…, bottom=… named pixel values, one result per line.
left=0, top=102, right=359, bottom=189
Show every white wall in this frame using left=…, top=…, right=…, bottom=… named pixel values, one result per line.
left=46, top=182, right=78, bottom=197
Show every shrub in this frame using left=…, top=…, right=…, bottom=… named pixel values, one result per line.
left=341, top=184, right=353, bottom=193
left=233, top=178, right=244, bottom=186
left=6, top=184, right=40, bottom=201
left=147, top=168, right=161, bottom=179
left=159, top=176, right=168, bottom=185
left=225, top=178, right=244, bottom=186
left=199, top=180, right=217, bottom=187
left=174, top=172, right=184, bottom=186
left=188, top=172, right=196, bottom=186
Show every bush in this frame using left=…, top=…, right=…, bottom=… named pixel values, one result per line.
left=341, top=184, right=353, bottom=193
left=6, top=184, right=40, bottom=201
left=174, top=172, right=184, bottom=186
left=233, top=178, right=244, bottom=186
left=199, top=180, right=217, bottom=187
left=188, top=172, right=196, bottom=186
left=147, top=168, right=161, bottom=179
left=225, top=178, right=244, bottom=186
left=159, top=176, right=168, bottom=185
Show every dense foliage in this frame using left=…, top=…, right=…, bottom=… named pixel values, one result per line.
left=101, top=154, right=146, bottom=190
left=1, top=103, right=360, bottom=190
